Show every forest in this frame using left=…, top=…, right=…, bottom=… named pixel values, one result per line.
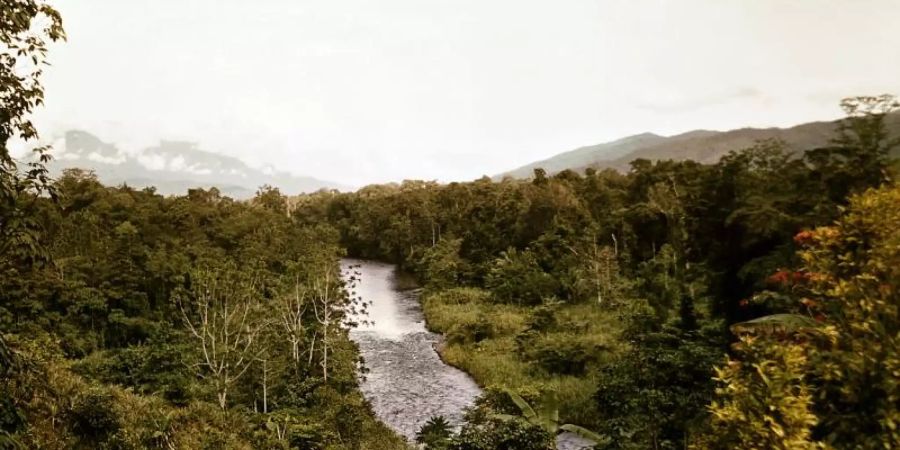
left=291, top=95, right=899, bottom=450
left=3, top=1, right=899, bottom=449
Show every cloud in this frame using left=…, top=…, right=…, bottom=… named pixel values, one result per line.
left=183, top=164, right=212, bottom=175
left=168, top=155, right=186, bottom=172
left=87, top=151, right=126, bottom=165
left=137, top=153, right=166, bottom=171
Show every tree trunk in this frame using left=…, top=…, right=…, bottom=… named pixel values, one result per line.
left=262, top=359, right=268, bottom=413
left=322, top=324, right=329, bottom=382
left=218, top=388, right=228, bottom=410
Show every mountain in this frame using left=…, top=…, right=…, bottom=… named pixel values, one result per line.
left=497, top=113, right=900, bottom=179
left=46, top=130, right=347, bottom=198
left=498, top=132, right=668, bottom=179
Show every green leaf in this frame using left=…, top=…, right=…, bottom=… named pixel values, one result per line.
left=731, top=313, right=820, bottom=334
left=504, top=389, right=538, bottom=421
left=559, top=423, right=608, bottom=444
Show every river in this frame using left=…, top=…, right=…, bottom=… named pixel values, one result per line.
left=342, top=259, right=594, bottom=449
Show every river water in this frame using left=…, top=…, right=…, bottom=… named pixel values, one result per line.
left=342, top=259, right=593, bottom=449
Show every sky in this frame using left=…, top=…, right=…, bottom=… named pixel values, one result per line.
left=29, top=0, right=900, bottom=187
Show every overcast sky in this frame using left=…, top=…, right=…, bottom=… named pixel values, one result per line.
left=31, top=0, right=900, bottom=187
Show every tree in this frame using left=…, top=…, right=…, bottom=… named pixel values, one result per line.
left=800, top=182, right=899, bottom=447
left=253, top=184, right=287, bottom=215
left=451, top=416, right=554, bottom=450
left=418, top=237, right=467, bottom=289
left=417, top=416, right=453, bottom=450
left=177, top=264, right=266, bottom=409
left=308, top=261, right=359, bottom=382
left=699, top=182, right=900, bottom=448
left=276, top=270, right=312, bottom=367
left=1, top=0, right=65, bottom=157
left=1, top=4, right=63, bottom=446
left=806, top=95, right=900, bottom=206
left=1, top=0, right=64, bottom=270
left=696, top=333, right=822, bottom=450
left=485, top=248, right=558, bottom=305
left=594, top=313, right=723, bottom=450
left=570, top=237, right=627, bottom=306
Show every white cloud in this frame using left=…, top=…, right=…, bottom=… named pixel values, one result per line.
left=33, top=0, right=900, bottom=185
left=137, top=153, right=166, bottom=171
left=167, top=155, right=186, bottom=172
left=227, top=168, right=247, bottom=178
left=185, top=165, right=212, bottom=175
left=57, top=152, right=81, bottom=161
left=87, top=151, right=126, bottom=165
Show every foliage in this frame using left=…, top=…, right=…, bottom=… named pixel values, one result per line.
left=2, top=9, right=897, bottom=446
left=293, top=96, right=898, bottom=447
left=497, top=389, right=606, bottom=443
left=1, top=0, right=64, bottom=270
left=698, top=182, right=900, bottom=449
left=417, top=415, right=453, bottom=450
left=695, top=335, right=823, bottom=450
left=418, top=237, right=469, bottom=289
left=485, top=248, right=559, bottom=305
left=802, top=182, right=900, bottom=447
left=593, top=318, right=724, bottom=449
left=449, top=416, right=554, bottom=450
left=0, top=173, right=403, bottom=447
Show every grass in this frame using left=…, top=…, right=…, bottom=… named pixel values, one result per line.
left=421, top=288, right=623, bottom=427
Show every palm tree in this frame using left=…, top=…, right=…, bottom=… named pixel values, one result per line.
left=416, top=416, right=453, bottom=450
left=495, top=389, right=607, bottom=445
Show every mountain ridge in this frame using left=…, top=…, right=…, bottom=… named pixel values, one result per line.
left=497, top=113, right=900, bottom=179
left=45, top=130, right=347, bottom=198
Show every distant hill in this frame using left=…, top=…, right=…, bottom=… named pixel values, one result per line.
left=497, top=132, right=668, bottom=179
left=45, top=130, right=347, bottom=198
left=497, top=113, right=900, bottom=179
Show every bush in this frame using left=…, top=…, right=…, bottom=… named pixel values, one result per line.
left=485, top=249, right=559, bottom=305
left=287, top=422, right=331, bottom=450
left=72, top=331, right=194, bottom=405
left=417, top=416, right=453, bottom=450
left=523, top=303, right=558, bottom=332
left=450, top=417, right=554, bottom=450
left=446, top=318, right=494, bottom=345
left=69, top=389, right=122, bottom=444
left=526, top=334, right=602, bottom=376
left=418, top=238, right=470, bottom=289
left=426, top=287, right=492, bottom=305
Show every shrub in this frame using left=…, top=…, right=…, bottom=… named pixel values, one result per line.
left=446, top=318, right=494, bottom=345
left=485, top=249, right=559, bottom=305
left=417, top=416, right=453, bottom=450
left=426, top=287, right=492, bottom=305
left=418, top=238, right=470, bottom=289
left=693, top=337, right=820, bottom=450
left=72, top=332, right=194, bottom=405
left=450, top=417, right=554, bottom=450
left=69, top=389, right=122, bottom=444
left=526, top=334, right=601, bottom=376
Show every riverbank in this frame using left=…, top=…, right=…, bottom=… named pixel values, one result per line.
left=343, top=259, right=482, bottom=442
left=345, top=260, right=599, bottom=449
left=420, top=287, right=624, bottom=430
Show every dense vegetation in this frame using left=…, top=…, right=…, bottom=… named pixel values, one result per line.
left=3, top=2, right=899, bottom=449
left=293, top=96, right=900, bottom=449
left=0, top=171, right=413, bottom=449
left=1, top=3, right=404, bottom=448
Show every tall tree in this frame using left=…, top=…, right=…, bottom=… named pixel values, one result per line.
left=177, top=264, right=266, bottom=409
left=1, top=0, right=64, bottom=266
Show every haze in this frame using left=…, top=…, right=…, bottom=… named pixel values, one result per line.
left=32, top=0, right=900, bottom=187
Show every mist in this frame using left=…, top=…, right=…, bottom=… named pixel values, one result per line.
left=30, top=0, right=900, bottom=187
